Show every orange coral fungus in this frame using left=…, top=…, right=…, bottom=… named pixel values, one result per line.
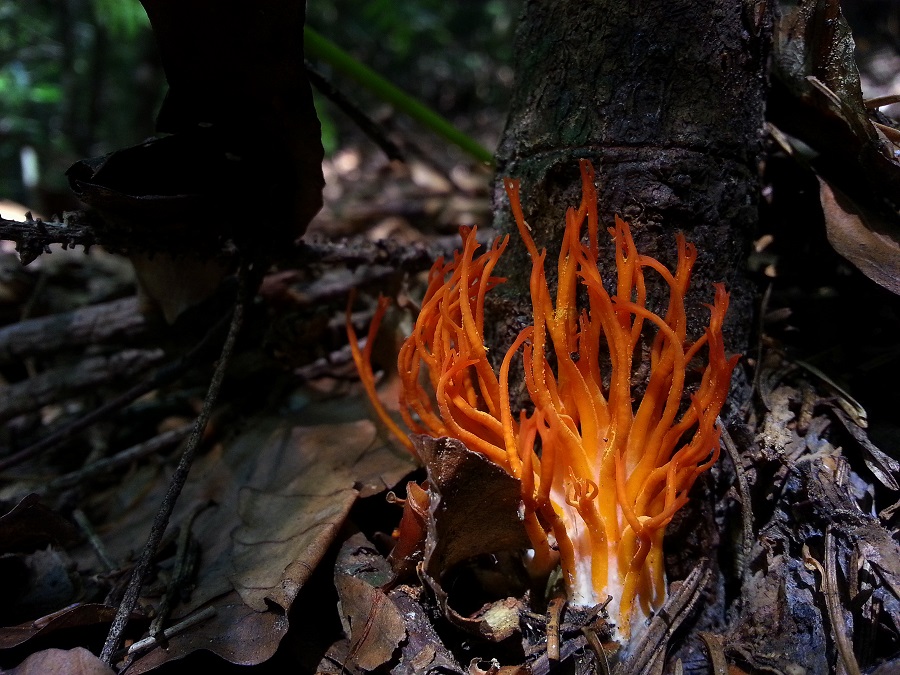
left=347, top=160, right=739, bottom=640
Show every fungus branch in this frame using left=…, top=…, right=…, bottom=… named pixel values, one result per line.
left=347, top=160, right=738, bottom=641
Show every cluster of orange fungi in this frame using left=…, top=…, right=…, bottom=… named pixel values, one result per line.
left=348, top=160, right=738, bottom=639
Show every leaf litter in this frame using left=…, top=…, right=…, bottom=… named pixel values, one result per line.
left=109, top=402, right=416, bottom=672
left=3, top=1, right=900, bottom=671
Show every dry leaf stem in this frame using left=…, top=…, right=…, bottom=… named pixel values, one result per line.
left=612, top=563, right=712, bottom=675
left=805, top=528, right=862, bottom=675
left=720, top=421, right=754, bottom=583
left=150, top=501, right=209, bottom=639
left=99, top=270, right=247, bottom=665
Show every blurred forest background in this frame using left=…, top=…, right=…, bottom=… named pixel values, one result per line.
left=3, top=1, right=900, bottom=212
left=4, top=0, right=899, bottom=412
left=0, top=0, right=520, bottom=215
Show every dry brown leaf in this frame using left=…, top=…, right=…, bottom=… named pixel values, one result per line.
left=86, top=397, right=414, bottom=672
left=225, top=417, right=414, bottom=613
left=819, top=179, right=900, bottom=296
left=407, top=436, right=530, bottom=642
left=387, top=481, right=430, bottom=581
left=0, top=605, right=121, bottom=651
left=5, top=647, right=114, bottom=675
left=414, top=436, right=529, bottom=578
left=230, top=485, right=357, bottom=612
left=0, top=494, right=79, bottom=554
left=130, top=253, right=231, bottom=324
left=123, top=596, right=286, bottom=674
left=335, top=573, right=406, bottom=672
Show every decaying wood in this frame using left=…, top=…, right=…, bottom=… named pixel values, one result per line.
left=0, top=305, right=234, bottom=471
left=0, top=296, right=150, bottom=364
left=38, top=424, right=192, bottom=495
left=726, top=356, right=900, bottom=673
left=1, top=212, right=461, bottom=276
left=0, top=348, right=164, bottom=425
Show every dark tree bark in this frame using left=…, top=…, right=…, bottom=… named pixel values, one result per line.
left=491, top=0, right=769, bottom=359
left=487, top=1, right=771, bottom=667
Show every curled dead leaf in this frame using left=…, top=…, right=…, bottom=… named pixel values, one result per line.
left=230, top=485, right=357, bottom=612
left=6, top=647, right=114, bottom=675
left=122, top=597, right=287, bottom=674
left=88, top=403, right=414, bottom=672
left=819, top=179, right=900, bottom=296
left=335, top=573, right=406, bottom=672
left=387, top=481, right=430, bottom=581
left=413, top=435, right=530, bottom=578
left=403, top=436, right=530, bottom=642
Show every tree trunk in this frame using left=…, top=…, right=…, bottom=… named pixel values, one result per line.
left=488, top=0, right=770, bottom=665
left=490, top=0, right=768, bottom=360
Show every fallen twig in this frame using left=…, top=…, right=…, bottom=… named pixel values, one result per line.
left=612, top=562, right=712, bottom=675
left=581, top=625, right=612, bottom=675
left=0, top=348, right=164, bottom=425
left=698, top=632, right=729, bottom=675
left=804, top=528, right=862, bottom=675
left=305, top=61, right=404, bottom=162
left=546, top=595, right=565, bottom=662
left=34, top=424, right=192, bottom=494
left=73, top=508, right=117, bottom=572
left=0, top=211, right=227, bottom=263
left=720, top=421, right=755, bottom=584
left=149, top=501, right=210, bottom=640
left=2, top=212, right=461, bottom=274
left=99, top=269, right=248, bottom=665
left=0, top=309, right=232, bottom=472
left=0, top=296, right=150, bottom=365
left=118, top=606, right=217, bottom=662
left=294, top=234, right=463, bottom=273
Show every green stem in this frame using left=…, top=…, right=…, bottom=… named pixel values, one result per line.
left=304, top=26, right=494, bottom=165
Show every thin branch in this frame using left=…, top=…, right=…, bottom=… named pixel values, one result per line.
left=0, top=309, right=232, bottom=472
left=720, top=420, right=754, bottom=585
left=0, top=296, right=150, bottom=365
left=150, top=501, right=210, bottom=639
left=294, top=232, right=480, bottom=272
left=0, top=211, right=227, bottom=264
left=0, top=349, right=164, bottom=425
left=99, top=269, right=248, bottom=665
left=119, top=606, right=216, bottom=662
left=73, top=508, right=117, bottom=572
left=305, top=61, right=404, bottom=162
left=304, top=26, right=494, bottom=164
left=35, top=424, right=192, bottom=494
left=1, top=213, right=461, bottom=275
left=804, top=529, right=862, bottom=675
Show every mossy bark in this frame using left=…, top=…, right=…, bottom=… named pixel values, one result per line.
left=489, top=0, right=769, bottom=361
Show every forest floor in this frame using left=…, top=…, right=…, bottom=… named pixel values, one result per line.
left=1, top=17, right=900, bottom=675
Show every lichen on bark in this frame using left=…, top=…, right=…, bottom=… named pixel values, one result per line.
left=489, top=0, right=769, bottom=363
